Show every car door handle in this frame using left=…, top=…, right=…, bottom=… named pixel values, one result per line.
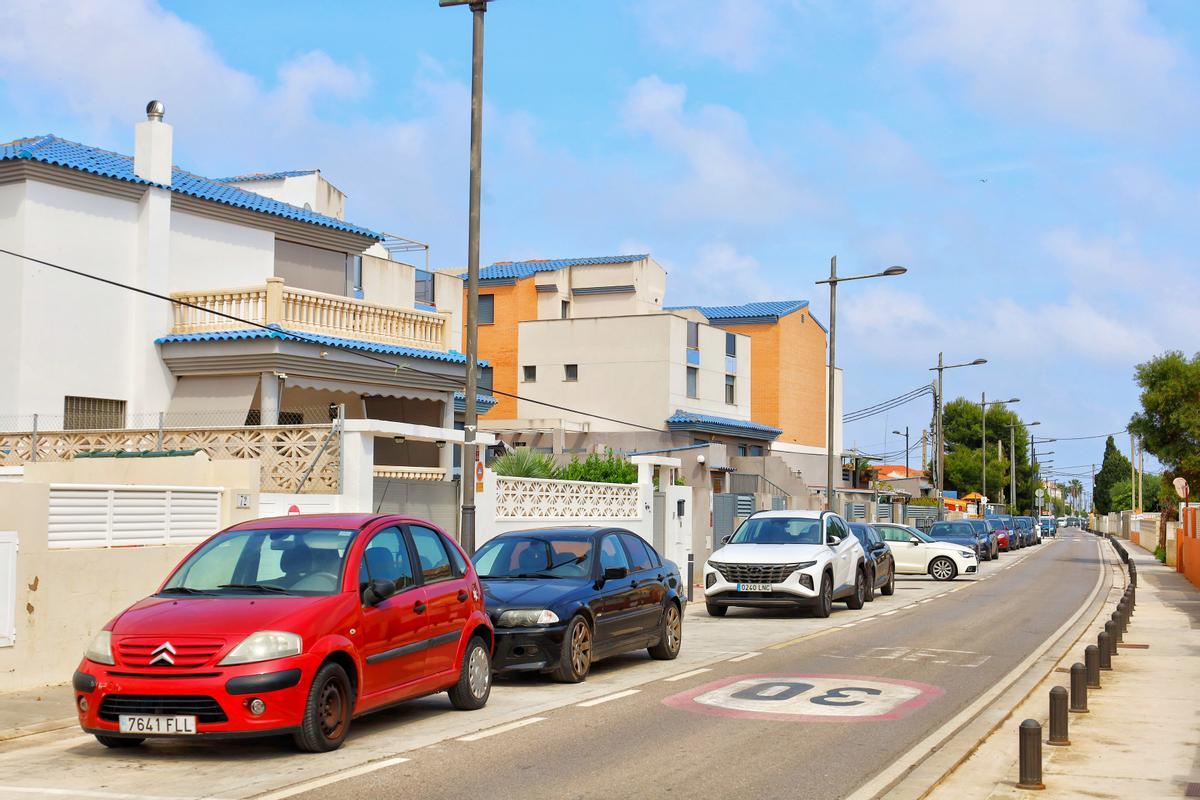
left=457, top=590, right=468, bottom=602
left=630, top=580, right=639, bottom=588
left=657, top=574, right=665, bottom=582
left=413, top=600, right=427, bottom=614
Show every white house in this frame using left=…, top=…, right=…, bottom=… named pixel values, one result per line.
left=0, top=100, right=492, bottom=511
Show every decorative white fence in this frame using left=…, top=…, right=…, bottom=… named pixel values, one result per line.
left=494, top=475, right=641, bottom=520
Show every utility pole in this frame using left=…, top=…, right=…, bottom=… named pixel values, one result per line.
left=921, top=429, right=928, bottom=475
left=980, top=394, right=1018, bottom=515
left=928, top=354, right=987, bottom=520
left=1138, top=438, right=1144, bottom=514
left=1130, top=434, right=1136, bottom=513
left=440, top=0, right=495, bottom=552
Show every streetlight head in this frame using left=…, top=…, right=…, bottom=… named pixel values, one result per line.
left=1029, top=421, right=1041, bottom=426
left=883, top=266, right=907, bottom=277
left=892, top=430, right=903, bottom=436
left=971, top=358, right=988, bottom=366
left=1006, top=397, right=1020, bottom=404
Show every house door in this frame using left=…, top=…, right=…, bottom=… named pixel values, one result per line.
left=713, top=493, right=737, bottom=545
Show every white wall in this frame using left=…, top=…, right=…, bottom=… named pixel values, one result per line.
left=666, top=317, right=752, bottom=420
left=169, top=209, right=274, bottom=291
left=0, top=182, right=27, bottom=415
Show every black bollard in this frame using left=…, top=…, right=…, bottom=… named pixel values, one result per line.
left=1105, top=621, right=1119, bottom=657
left=1085, top=645, right=1101, bottom=688
left=1098, top=631, right=1112, bottom=670
left=1048, top=687, right=1070, bottom=745
left=1110, top=612, right=1124, bottom=643
left=686, top=553, right=694, bottom=602
left=1069, top=663, right=1088, bottom=713
left=1017, top=719, right=1045, bottom=789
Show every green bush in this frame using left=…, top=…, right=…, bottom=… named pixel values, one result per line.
left=556, top=450, right=637, bottom=484
left=491, top=448, right=557, bottom=479
left=1155, top=544, right=1167, bottom=563
left=908, top=497, right=938, bottom=507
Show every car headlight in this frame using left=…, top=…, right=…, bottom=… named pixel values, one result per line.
left=85, top=630, right=114, bottom=665
left=219, top=631, right=302, bottom=666
left=497, top=609, right=560, bottom=627
left=794, top=561, right=818, bottom=571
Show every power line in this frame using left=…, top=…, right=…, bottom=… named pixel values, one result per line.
left=844, top=384, right=934, bottom=423
left=2, top=247, right=672, bottom=434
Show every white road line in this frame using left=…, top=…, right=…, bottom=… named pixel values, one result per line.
left=457, top=717, right=546, bottom=741
left=880, top=609, right=900, bottom=616
left=576, top=689, right=641, bottom=707
left=935, top=593, right=949, bottom=598
left=901, top=603, right=919, bottom=609
left=919, top=598, right=935, bottom=603
left=252, top=757, right=410, bottom=800
left=663, top=667, right=712, bottom=682
left=729, top=651, right=761, bottom=662
left=0, top=787, right=233, bottom=800
left=839, top=622, right=857, bottom=628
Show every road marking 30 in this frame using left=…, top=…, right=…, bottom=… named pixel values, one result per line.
left=664, top=668, right=712, bottom=682
left=457, top=717, right=546, bottom=741
left=577, top=689, right=641, bottom=707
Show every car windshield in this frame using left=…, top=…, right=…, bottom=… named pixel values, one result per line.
left=473, top=536, right=594, bottom=579
left=928, top=522, right=972, bottom=539
left=986, top=520, right=1004, bottom=532
left=969, top=520, right=989, bottom=535
left=729, top=517, right=822, bottom=545
left=162, top=527, right=357, bottom=596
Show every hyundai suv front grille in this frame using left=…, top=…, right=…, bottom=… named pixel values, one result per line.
left=710, top=562, right=801, bottom=584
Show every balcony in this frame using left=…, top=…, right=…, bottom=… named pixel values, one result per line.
left=170, top=278, right=450, bottom=351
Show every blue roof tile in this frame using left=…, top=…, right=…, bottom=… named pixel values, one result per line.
left=214, top=170, right=318, bottom=183
left=667, top=300, right=810, bottom=322
left=453, top=391, right=498, bottom=415
left=469, top=254, right=649, bottom=282
left=666, top=410, right=782, bottom=441
left=155, top=327, right=485, bottom=366
left=1, top=136, right=380, bottom=239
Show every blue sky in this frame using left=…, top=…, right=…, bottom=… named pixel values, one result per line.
left=3, top=0, right=1198, bottom=483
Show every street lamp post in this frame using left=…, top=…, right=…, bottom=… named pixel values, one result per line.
left=1031, top=436, right=1056, bottom=514
left=1005, top=420, right=1038, bottom=512
left=440, top=0, right=496, bottom=552
left=816, top=258, right=907, bottom=514
left=892, top=427, right=910, bottom=478
left=980, top=393, right=1019, bottom=514
left=929, top=354, right=987, bottom=520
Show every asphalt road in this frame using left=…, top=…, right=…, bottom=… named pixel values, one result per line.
left=294, top=531, right=1107, bottom=800
left=0, top=530, right=1107, bottom=800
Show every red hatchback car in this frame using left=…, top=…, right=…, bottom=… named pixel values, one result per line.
left=73, top=514, right=494, bottom=752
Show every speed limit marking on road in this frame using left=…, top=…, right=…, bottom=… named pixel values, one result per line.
left=664, top=674, right=943, bottom=722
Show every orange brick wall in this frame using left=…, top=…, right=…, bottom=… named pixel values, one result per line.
left=465, top=280, right=539, bottom=419
left=720, top=310, right=827, bottom=447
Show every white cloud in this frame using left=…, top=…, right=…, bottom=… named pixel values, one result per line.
left=886, top=0, right=1200, bottom=138
left=666, top=243, right=778, bottom=305
left=634, top=0, right=778, bottom=71
left=621, top=75, right=812, bottom=227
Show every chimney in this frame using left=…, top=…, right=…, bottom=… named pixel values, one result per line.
left=134, top=100, right=173, bottom=185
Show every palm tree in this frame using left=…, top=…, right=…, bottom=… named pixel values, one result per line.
left=1068, top=479, right=1083, bottom=512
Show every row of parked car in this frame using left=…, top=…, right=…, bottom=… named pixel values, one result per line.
left=71, top=508, right=1066, bottom=754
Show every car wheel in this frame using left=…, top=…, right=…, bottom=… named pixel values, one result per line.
left=648, top=602, right=682, bottom=660
left=845, top=566, right=867, bottom=609
left=292, top=661, right=352, bottom=753
left=94, top=735, right=143, bottom=748
left=863, top=567, right=876, bottom=603
left=929, top=556, right=957, bottom=582
left=550, top=615, right=593, bottom=683
left=448, top=635, right=492, bottom=710
left=705, top=602, right=728, bottom=617
left=880, top=566, right=895, bottom=596
left=812, top=572, right=833, bottom=618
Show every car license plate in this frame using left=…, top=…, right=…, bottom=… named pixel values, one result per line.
left=118, top=715, right=197, bottom=735
left=737, top=583, right=772, bottom=592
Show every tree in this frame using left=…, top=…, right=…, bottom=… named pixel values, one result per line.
left=1109, top=474, right=1162, bottom=513
left=1068, top=479, right=1084, bottom=512
left=938, top=398, right=1033, bottom=509
left=1128, top=351, right=1200, bottom=496
left=1093, top=435, right=1132, bottom=515
left=491, top=448, right=556, bottom=478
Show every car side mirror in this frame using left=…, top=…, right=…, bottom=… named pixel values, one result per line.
left=721, top=534, right=732, bottom=545
left=602, top=566, right=629, bottom=583
left=909, top=537, right=921, bottom=545
left=363, top=579, right=397, bottom=606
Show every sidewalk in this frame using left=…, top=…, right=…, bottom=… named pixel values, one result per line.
left=929, top=543, right=1200, bottom=799
left=0, top=682, right=75, bottom=742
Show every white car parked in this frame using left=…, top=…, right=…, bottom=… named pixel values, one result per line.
left=703, top=510, right=868, bottom=618
left=873, top=523, right=979, bottom=581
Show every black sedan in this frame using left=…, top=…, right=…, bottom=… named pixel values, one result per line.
left=928, top=520, right=988, bottom=560
left=472, top=527, right=685, bottom=683
left=849, top=522, right=896, bottom=600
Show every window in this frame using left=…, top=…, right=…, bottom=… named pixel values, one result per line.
left=749, top=444, right=764, bottom=457
left=619, top=533, right=656, bottom=572
left=599, top=534, right=631, bottom=573
left=479, top=366, right=493, bottom=395
left=164, top=527, right=356, bottom=596
left=737, top=444, right=748, bottom=457
left=825, top=515, right=849, bottom=543
left=414, top=269, right=436, bottom=306
left=561, top=300, right=570, bottom=319
left=687, top=321, right=699, bottom=350
left=564, top=364, right=578, bottom=382
left=686, top=366, right=698, bottom=399
left=478, top=294, right=495, bottom=324
left=64, top=396, right=125, bottom=430
left=358, top=527, right=416, bottom=592
left=725, top=375, right=736, bottom=405
left=726, top=332, right=737, bottom=357
left=408, top=526, right=454, bottom=584
left=345, top=255, right=363, bottom=297
left=523, top=365, right=537, bottom=382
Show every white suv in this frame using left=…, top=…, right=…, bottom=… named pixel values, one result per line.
left=703, top=510, right=868, bottom=618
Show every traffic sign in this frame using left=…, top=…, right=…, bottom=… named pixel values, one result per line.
left=1174, top=477, right=1190, bottom=499
left=1035, top=488, right=1045, bottom=498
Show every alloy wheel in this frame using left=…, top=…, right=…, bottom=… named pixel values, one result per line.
left=570, top=620, right=592, bottom=676
left=664, top=605, right=681, bottom=653
left=931, top=558, right=954, bottom=580
left=467, top=644, right=490, bottom=699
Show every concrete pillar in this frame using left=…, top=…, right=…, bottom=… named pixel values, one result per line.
left=341, top=429, right=375, bottom=513
left=440, top=394, right=455, bottom=477
left=260, top=371, right=280, bottom=426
